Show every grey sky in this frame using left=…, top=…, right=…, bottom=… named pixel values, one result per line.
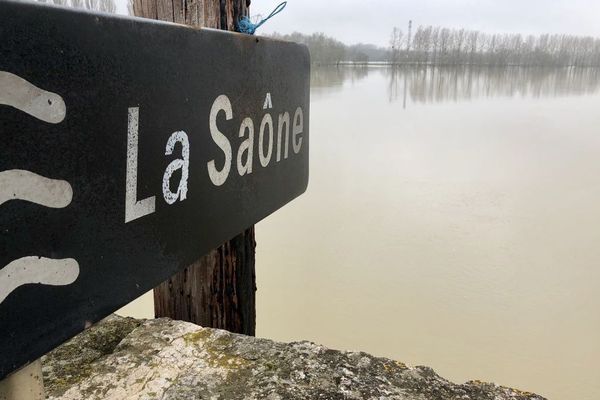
left=116, top=0, right=600, bottom=47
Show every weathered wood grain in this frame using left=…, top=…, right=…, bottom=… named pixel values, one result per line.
left=133, top=0, right=256, bottom=336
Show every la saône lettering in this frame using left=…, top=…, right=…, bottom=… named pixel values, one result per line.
left=125, top=93, right=305, bottom=223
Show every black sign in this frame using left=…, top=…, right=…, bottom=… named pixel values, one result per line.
left=0, top=0, right=309, bottom=378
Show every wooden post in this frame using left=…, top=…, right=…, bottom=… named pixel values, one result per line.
left=132, top=0, right=256, bottom=336
left=0, top=360, right=44, bottom=400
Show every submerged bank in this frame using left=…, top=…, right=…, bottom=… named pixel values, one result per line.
left=42, top=315, right=546, bottom=399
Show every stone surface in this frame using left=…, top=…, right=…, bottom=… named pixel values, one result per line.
left=42, top=315, right=546, bottom=400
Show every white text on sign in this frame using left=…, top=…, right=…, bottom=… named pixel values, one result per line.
left=125, top=93, right=305, bottom=223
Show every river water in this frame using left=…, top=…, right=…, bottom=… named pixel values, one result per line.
left=119, top=66, right=600, bottom=400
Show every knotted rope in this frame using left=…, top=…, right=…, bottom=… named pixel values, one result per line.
left=237, top=2, right=287, bottom=35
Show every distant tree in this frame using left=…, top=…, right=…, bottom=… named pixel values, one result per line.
left=387, top=25, right=600, bottom=67
left=98, top=0, right=115, bottom=13
left=271, top=25, right=600, bottom=67
left=389, top=27, right=404, bottom=63
left=354, top=52, right=369, bottom=63
left=33, top=0, right=117, bottom=13
left=269, top=32, right=385, bottom=64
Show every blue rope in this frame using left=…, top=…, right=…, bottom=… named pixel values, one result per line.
left=237, top=2, right=287, bottom=35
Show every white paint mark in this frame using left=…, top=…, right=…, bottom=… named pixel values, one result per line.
left=162, top=130, right=190, bottom=205
left=207, top=95, right=233, bottom=187
left=0, top=257, right=80, bottom=303
left=125, top=107, right=156, bottom=223
left=0, top=71, right=66, bottom=124
left=263, top=93, right=272, bottom=109
left=259, top=113, right=274, bottom=167
left=0, top=169, right=73, bottom=208
left=0, top=75, right=80, bottom=303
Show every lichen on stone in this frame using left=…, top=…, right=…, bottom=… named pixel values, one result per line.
left=43, top=315, right=547, bottom=400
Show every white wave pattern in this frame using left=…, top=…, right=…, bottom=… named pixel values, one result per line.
left=0, top=169, right=73, bottom=207
left=0, top=257, right=80, bottom=303
left=1, top=71, right=78, bottom=304
left=0, top=71, right=66, bottom=124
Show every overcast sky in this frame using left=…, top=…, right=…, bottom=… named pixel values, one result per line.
left=115, top=0, right=600, bottom=47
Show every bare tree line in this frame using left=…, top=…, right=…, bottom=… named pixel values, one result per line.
left=269, top=32, right=398, bottom=65
left=33, top=0, right=117, bottom=14
left=269, top=32, right=347, bottom=65
left=273, top=27, right=600, bottom=67
left=390, top=25, right=600, bottom=67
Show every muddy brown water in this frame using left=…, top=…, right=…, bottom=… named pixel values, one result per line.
left=120, top=65, right=600, bottom=400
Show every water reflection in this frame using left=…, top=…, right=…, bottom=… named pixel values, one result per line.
left=116, top=49, right=600, bottom=400
left=311, top=65, right=369, bottom=89
left=313, top=65, right=600, bottom=106
left=259, top=64, right=600, bottom=400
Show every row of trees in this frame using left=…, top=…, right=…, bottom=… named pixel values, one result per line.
left=268, top=32, right=348, bottom=65
left=269, top=32, right=392, bottom=64
left=270, top=28, right=600, bottom=67
left=33, top=0, right=117, bottom=13
left=391, top=25, right=600, bottom=67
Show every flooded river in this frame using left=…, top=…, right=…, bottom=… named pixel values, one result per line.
left=120, top=66, right=600, bottom=400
